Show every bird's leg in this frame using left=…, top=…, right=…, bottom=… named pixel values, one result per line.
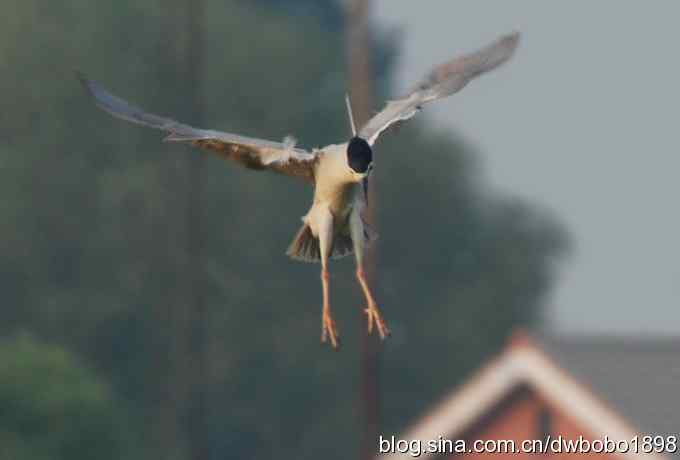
left=316, top=208, right=339, bottom=349
left=350, top=207, right=390, bottom=340
left=356, top=266, right=390, bottom=340
left=320, top=265, right=339, bottom=349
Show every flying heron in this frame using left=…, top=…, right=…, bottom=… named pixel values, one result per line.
left=79, top=31, right=520, bottom=349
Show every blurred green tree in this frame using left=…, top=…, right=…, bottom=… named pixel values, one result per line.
left=0, top=0, right=567, bottom=459
left=0, top=334, right=138, bottom=460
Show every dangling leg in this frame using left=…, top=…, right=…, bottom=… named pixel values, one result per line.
left=315, top=208, right=339, bottom=349
left=350, top=209, right=390, bottom=340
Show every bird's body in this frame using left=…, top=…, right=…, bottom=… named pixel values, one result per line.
left=311, top=143, right=358, bottom=219
left=79, top=31, right=520, bottom=349
left=291, top=142, right=368, bottom=259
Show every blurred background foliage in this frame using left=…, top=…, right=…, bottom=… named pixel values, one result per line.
left=0, top=0, right=566, bottom=458
left=0, top=334, right=137, bottom=459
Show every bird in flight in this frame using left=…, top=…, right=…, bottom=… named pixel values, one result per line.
left=79, top=31, right=519, bottom=350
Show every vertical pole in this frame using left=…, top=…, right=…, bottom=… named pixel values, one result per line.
left=152, top=1, right=208, bottom=458
left=346, top=1, right=380, bottom=459
left=152, top=3, right=186, bottom=458
left=183, top=0, right=209, bottom=459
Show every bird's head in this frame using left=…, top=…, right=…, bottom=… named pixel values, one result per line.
left=343, top=94, right=373, bottom=181
left=346, top=136, right=373, bottom=179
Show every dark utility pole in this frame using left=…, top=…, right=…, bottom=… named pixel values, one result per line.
left=346, top=1, right=380, bottom=459
left=155, top=1, right=209, bottom=459
left=182, top=0, right=209, bottom=459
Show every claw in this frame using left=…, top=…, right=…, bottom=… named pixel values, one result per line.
left=321, top=312, right=340, bottom=350
left=355, top=267, right=390, bottom=341
left=365, top=308, right=373, bottom=334
left=364, top=303, right=390, bottom=340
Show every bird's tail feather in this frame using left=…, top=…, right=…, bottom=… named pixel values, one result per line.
left=286, top=224, right=375, bottom=263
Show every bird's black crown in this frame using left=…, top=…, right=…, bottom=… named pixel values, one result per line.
left=347, top=136, right=372, bottom=173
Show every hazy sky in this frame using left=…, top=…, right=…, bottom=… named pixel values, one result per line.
left=374, top=1, right=679, bottom=335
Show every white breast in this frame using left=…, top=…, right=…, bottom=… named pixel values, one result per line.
left=311, top=143, right=359, bottom=218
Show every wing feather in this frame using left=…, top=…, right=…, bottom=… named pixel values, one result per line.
left=78, top=74, right=318, bottom=182
left=359, top=31, right=520, bottom=146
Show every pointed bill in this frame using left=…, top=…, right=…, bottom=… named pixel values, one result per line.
left=345, top=93, right=357, bottom=137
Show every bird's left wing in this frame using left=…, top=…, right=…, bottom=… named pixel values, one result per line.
left=79, top=75, right=319, bottom=182
left=359, top=32, right=520, bottom=146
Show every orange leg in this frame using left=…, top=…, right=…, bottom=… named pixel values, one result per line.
left=356, top=267, right=390, bottom=340
left=320, top=267, right=339, bottom=349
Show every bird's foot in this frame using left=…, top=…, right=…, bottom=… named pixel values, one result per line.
left=321, top=310, right=340, bottom=350
left=364, top=302, right=390, bottom=340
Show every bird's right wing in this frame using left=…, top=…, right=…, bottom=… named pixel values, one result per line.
left=79, top=75, right=319, bottom=182
left=359, top=32, right=520, bottom=146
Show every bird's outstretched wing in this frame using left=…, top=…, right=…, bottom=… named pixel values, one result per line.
left=359, top=32, right=520, bottom=146
left=78, top=75, right=319, bottom=182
